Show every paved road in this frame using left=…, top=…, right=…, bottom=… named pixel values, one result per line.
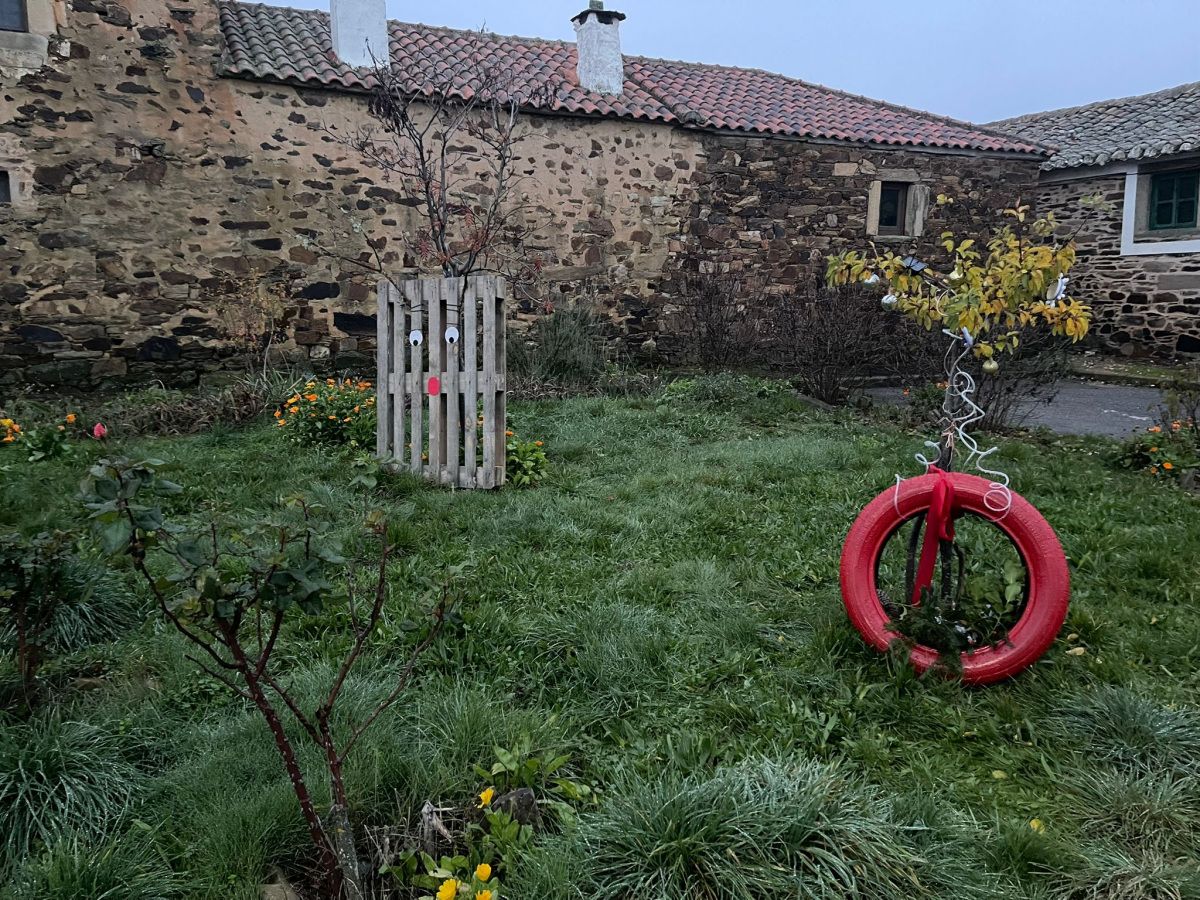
left=868, top=379, right=1165, bottom=438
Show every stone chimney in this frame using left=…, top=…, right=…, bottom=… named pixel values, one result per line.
left=572, top=1, right=626, bottom=95
left=330, top=0, right=388, bottom=69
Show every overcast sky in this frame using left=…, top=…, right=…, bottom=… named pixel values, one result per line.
left=283, top=0, right=1200, bottom=123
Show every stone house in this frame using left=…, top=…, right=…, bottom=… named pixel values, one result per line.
left=994, top=82, right=1200, bottom=358
left=1, top=0, right=1045, bottom=386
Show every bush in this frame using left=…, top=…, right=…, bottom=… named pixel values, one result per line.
left=510, top=304, right=610, bottom=387
left=1053, top=687, right=1200, bottom=776
left=0, top=719, right=139, bottom=867
left=767, top=281, right=942, bottom=404
left=275, top=377, right=377, bottom=448
left=669, top=272, right=767, bottom=370
left=506, top=433, right=549, bottom=487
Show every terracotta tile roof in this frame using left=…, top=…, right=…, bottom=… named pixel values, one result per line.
left=991, top=81, right=1200, bottom=171
left=218, top=1, right=1045, bottom=156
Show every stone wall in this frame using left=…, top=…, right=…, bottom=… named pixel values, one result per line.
left=669, top=134, right=1037, bottom=287
left=1034, top=173, right=1200, bottom=357
left=1, top=0, right=1043, bottom=387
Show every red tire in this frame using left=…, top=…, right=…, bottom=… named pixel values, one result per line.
left=840, top=472, right=1070, bottom=685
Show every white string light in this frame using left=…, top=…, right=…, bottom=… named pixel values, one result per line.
left=896, top=335, right=1014, bottom=521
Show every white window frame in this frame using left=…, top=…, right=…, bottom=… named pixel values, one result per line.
left=1121, top=165, right=1200, bottom=256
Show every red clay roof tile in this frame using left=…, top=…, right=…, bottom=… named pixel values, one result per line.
left=218, top=1, right=1043, bottom=156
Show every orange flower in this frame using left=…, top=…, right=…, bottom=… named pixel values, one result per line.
left=353, top=406, right=361, bottom=413
left=306, top=393, right=319, bottom=402
left=65, top=413, right=77, bottom=424
left=1150, top=446, right=1159, bottom=453
left=289, top=406, right=300, bottom=415
left=11, top=424, right=20, bottom=433
left=274, top=410, right=283, bottom=418
left=1164, top=462, right=1174, bottom=471
left=1148, top=426, right=1163, bottom=434
left=535, top=441, right=544, bottom=447
left=277, top=419, right=287, bottom=427
left=328, top=415, right=338, bottom=421
left=506, top=430, right=514, bottom=437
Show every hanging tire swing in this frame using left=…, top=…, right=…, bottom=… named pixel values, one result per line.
left=840, top=469, right=1070, bottom=685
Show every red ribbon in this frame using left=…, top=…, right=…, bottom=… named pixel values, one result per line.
left=912, top=466, right=956, bottom=605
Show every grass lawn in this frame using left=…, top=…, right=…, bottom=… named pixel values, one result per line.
left=2, top=378, right=1199, bottom=899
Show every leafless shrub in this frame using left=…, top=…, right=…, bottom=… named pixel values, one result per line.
left=669, top=272, right=772, bottom=370
left=321, top=44, right=550, bottom=304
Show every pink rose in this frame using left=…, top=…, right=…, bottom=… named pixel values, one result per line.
left=91, top=423, right=108, bottom=440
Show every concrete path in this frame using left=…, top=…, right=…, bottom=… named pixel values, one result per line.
left=868, top=379, right=1165, bottom=438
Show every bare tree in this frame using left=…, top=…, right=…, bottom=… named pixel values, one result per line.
left=321, top=43, right=551, bottom=297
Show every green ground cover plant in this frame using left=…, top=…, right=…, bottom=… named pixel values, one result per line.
left=0, top=381, right=1197, bottom=898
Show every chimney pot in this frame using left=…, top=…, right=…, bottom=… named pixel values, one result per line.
left=330, top=0, right=388, bottom=69
left=572, top=2, right=626, bottom=95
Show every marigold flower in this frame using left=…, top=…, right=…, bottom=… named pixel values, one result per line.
left=479, top=787, right=495, bottom=807
left=289, top=406, right=300, bottom=415
left=11, top=424, right=21, bottom=433
left=277, top=419, right=288, bottom=427
left=1150, top=446, right=1159, bottom=453
left=505, top=431, right=514, bottom=437
left=306, top=394, right=319, bottom=402
left=474, top=863, right=491, bottom=882
left=535, top=441, right=544, bottom=447
left=476, top=892, right=493, bottom=900
left=1, top=435, right=13, bottom=444
left=1148, top=426, right=1162, bottom=434
left=65, top=413, right=77, bottom=424
left=437, top=879, right=459, bottom=900
left=328, top=415, right=338, bottom=421
left=275, top=410, right=283, bottom=418
left=1164, top=462, right=1174, bottom=470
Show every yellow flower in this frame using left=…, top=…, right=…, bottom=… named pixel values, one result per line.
left=1029, top=818, right=1045, bottom=833
left=65, top=413, right=77, bottom=424
left=475, top=863, right=491, bottom=882
left=437, top=879, right=459, bottom=900
left=289, top=406, right=300, bottom=415
left=479, top=787, right=495, bottom=807
left=329, top=415, right=338, bottom=420
left=476, top=892, right=493, bottom=900
left=276, top=419, right=287, bottom=427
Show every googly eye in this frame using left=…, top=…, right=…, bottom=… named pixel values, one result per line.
left=408, top=330, right=423, bottom=347
left=444, top=326, right=460, bottom=345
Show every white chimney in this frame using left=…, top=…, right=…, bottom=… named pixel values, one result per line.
left=572, top=1, right=626, bottom=95
left=330, top=0, right=388, bottom=69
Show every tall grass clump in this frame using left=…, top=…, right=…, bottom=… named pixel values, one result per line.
left=3, top=836, right=183, bottom=900
left=1054, top=687, right=1200, bottom=775
left=573, top=755, right=928, bottom=899
left=0, top=719, right=139, bottom=868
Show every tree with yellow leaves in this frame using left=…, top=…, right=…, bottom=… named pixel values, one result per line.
left=826, top=202, right=1091, bottom=364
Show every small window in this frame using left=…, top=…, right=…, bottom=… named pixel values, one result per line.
left=0, top=171, right=11, bottom=206
left=0, top=0, right=27, bottom=33
left=877, top=181, right=909, bottom=236
left=1149, top=170, right=1199, bottom=230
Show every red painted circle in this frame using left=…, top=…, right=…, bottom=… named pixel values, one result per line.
left=840, top=472, right=1070, bottom=685
left=427, top=376, right=441, bottom=396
